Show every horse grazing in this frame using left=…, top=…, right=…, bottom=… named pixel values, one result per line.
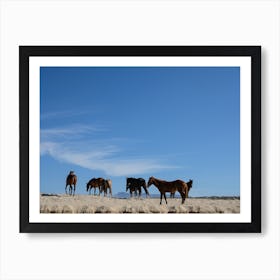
left=86, top=178, right=105, bottom=195
left=65, top=171, right=77, bottom=195
left=147, top=176, right=189, bottom=204
left=101, top=179, right=112, bottom=197
left=170, top=179, right=193, bottom=198
left=126, top=177, right=149, bottom=198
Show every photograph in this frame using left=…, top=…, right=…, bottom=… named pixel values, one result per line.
left=40, top=66, right=240, bottom=214
left=20, top=46, right=261, bottom=232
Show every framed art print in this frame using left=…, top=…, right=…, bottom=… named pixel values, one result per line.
left=19, top=46, right=261, bottom=233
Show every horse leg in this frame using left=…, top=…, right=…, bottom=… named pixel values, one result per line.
left=73, top=185, right=76, bottom=196
left=179, top=191, right=186, bottom=204
left=163, top=193, right=167, bottom=204
left=65, top=185, right=68, bottom=195
left=138, top=187, right=142, bottom=198
left=144, top=187, right=150, bottom=197
left=160, top=193, right=163, bottom=204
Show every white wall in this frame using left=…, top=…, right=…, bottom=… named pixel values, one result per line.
left=0, top=1, right=279, bottom=279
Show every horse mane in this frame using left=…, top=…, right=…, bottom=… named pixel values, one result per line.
left=87, top=177, right=96, bottom=183
left=150, top=176, right=165, bottom=183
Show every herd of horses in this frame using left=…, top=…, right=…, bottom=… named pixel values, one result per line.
left=66, top=171, right=193, bottom=204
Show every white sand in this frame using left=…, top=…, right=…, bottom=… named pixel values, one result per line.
left=40, top=194, right=240, bottom=214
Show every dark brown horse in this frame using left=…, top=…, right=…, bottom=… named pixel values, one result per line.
left=65, top=171, right=77, bottom=195
left=147, top=176, right=191, bottom=204
left=170, top=179, right=193, bottom=198
left=86, top=178, right=105, bottom=195
left=101, top=179, right=112, bottom=197
left=126, top=177, right=149, bottom=198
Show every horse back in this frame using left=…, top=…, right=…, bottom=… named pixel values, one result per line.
left=128, top=177, right=146, bottom=187
left=157, top=179, right=187, bottom=192
left=88, top=177, right=105, bottom=186
left=97, top=177, right=105, bottom=185
left=66, top=174, right=77, bottom=185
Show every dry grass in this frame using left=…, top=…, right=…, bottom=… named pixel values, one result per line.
left=40, top=194, right=240, bottom=214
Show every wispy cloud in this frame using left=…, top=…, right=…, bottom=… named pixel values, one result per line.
left=41, top=125, right=178, bottom=176
left=40, top=109, right=94, bottom=120
left=41, top=124, right=105, bottom=140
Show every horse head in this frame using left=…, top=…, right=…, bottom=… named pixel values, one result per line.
left=126, top=177, right=132, bottom=190
left=126, top=182, right=131, bottom=192
left=187, top=179, right=193, bottom=189
left=147, top=177, right=155, bottom=187
left=126, top=177, right=133, bottom=183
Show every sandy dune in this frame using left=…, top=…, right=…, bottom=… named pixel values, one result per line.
left=40, top=194, right=240, bottom=214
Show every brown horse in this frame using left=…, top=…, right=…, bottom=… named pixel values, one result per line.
left=170, top=179, right=193, bottom=198
left=147, top=176, right=191, bottom=204
left=65, top=171, right=77, bottom=195
left=101, top=179, right=112, bottom=197
left=86, top=178, right=105, bottom=195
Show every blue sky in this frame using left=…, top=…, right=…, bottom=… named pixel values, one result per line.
left=40, top=66, right=240, bottom=197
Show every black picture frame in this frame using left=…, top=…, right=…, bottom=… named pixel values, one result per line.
left=19, top=46, right=261, bottom=233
